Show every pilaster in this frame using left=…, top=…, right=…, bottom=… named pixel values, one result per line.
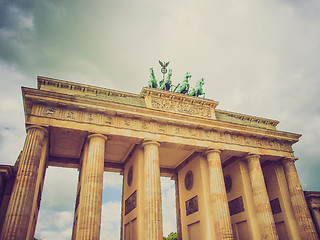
left=246, top=154, right=279, bottom=240
left=282, top=158, right=319, bottom=239
left=205, top=149, right=233, bottom=240
left=142, top=140, right=163, bottom=240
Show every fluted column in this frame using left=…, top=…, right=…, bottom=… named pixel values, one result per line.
left=282, top=158, right=319, bottom=239
left=77, top=134, right=107, bottom=240
left=246, top=154, right=279, bottom=240
left=142, top=140, right=163, bottom=240
left=206, top=149, right=233, bottom=240
left=1, top=125, right=48, bottom=240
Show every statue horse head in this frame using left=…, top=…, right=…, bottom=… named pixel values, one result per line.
left=184, top=72, right=192, bottom=82
left=167, top=69, right=172, bottom=80
left=197, top=78, right=204, bottom=87
left=148, top=68, right=158, bottom=88
left=174, top=72, right=191, bottom=94
left=150, top=68, right=155, bottom=77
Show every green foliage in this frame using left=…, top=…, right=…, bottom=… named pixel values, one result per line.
left=163, top=232, right=178, bottom=240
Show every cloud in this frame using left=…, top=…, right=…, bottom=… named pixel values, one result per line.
left=0, top=63, right=30, bottom=165
left=101, top=201, right=121, bottom=240
left=40, top=167, right=78, bottom=211
left=103, top=171, right=123, bottom=189
left=35, top=210, right=73, bottom=240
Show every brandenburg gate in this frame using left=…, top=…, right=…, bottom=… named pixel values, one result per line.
left=0, top=76, right=319, bottom=239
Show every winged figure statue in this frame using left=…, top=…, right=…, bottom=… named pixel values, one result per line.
left=159, top=60, right=170, bottom=74
left=159, top=60, right=170, bottom=68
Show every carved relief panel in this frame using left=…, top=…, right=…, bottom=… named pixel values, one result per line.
left=150, top=98, right=211, bottom=118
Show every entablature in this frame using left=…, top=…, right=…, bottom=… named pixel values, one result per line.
left=22, top=86, right=301, bottom=159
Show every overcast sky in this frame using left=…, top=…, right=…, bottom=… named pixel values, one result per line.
left=1, top=0, right=320, bottom=239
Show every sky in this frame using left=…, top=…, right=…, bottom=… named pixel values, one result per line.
left=0, top=0, right=320, bottom=239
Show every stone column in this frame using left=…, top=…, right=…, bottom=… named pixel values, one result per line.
left=142, top=140, right=163, bottom=240
left=205, top=149, right=233, bottom=240
left=77, top=134, right=107, bottom=240
left=274, top=163, right=301, bottom=240
left=246, top=154, right=278, bottom=240
left=282, top=158, right=319, bottom=239
left=0, top=125, right=48, bottom=240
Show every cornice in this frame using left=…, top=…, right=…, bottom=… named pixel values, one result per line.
left=37, top=76, right=140, bottom=99
left=215, top=110, right=279, bottom=130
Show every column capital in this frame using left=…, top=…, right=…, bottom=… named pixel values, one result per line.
left=26, top=125, right=48, bottom=136
left=245, top=153, right=260, bottom=161
left=142, top=140, right=160, bottom=148
left=204, top=148, right=221, bottom=155
left=87, top=133, right=108, bottom=141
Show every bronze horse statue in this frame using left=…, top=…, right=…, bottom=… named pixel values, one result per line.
left=158, top=69, right=172, bottom=91
left=148, top=68, right=158, bottom=88
left=189, top=78, right=205, bottom=98
left=175, top=72, right=191, bottom=94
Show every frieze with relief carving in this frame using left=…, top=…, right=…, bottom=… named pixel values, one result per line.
left=157, top=123, right=166, bottom=133
left=141, top=121, right=149, bottom=130
left=105, top=116, right=112, bottom=124
left=66, top=111, right=76, bottom=120
left=34, top=104, right=294, bottom=153
left=45, top=107, right=56, bottom=116
left=151, top=99, right=174, bottom=111
left=86, top=113, right=94, bottom=122
left=151, top=98, right=211, bottom=118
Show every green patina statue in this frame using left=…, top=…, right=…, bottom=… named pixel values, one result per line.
left=174, top=72, right=191, bottom=94
left=158, top=69, right=172, bottom=91
left=188, top=78, right=205, bottom=98
left=146, top=63, right=205, bottom=98
left=148, top=68, right=158, bottom=88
